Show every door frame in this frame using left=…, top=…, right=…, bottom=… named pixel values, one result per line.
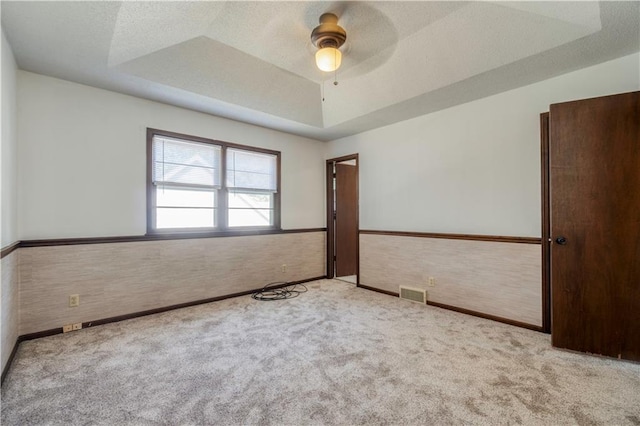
left=540, top=112, right=551, bottom=334
left=326, top=154, right=359, bottom=282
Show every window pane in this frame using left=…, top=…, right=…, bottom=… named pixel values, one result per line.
left=156, top=208, right=215, bottom=229
left=153, top=136, right=221, bottom=187
left=157, top=187, right=215, bottom=208
left=228, top=192, right=272, bottom=209
left=154, top=162, right=219, bottom=187
left=228, top=208, right=273, bottom=227
left=226, top=148, right=277, bottom=191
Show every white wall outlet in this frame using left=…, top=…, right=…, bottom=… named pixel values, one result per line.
left=281, top=264, right=287, bottom=273
left=63, top=324, right=73, bottom=333
left=428, top=277, right=436, bottom=287
left=72, top=323, right=82, bottom=330
left=69, top=294, right=80, bottom=307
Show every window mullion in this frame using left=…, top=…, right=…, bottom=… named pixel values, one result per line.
left=219, top=145, right=229, bottom=229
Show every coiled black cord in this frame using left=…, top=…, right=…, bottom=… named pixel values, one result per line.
left=251, top=281, right=308, bottom=301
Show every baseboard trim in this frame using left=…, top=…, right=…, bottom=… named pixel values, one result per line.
left=82, top=277, right=325, bottom=330
left=17, top=328, right=64, bottom=342
left=5, top=276, right=326, bottom=385
left=19, top=276, right=326, bottom=342
left=357, top=284, right=400, bottom=297
left=356, top=283, right=543, bottom=332
left=1, top=337, right=22, bottom=385
left=426, top=300, right=543, bottom=332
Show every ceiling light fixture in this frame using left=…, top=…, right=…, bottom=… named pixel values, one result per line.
left=311, top=13, right=346, bottom=73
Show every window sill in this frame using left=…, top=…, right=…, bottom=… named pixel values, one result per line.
left=145, top=227, right=283, bottom=239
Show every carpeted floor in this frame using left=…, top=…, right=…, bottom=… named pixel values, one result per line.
left=2, top=279, right=640, bottom=425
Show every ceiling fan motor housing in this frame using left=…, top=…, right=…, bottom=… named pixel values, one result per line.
left=311, top=13, right=347, bottom=49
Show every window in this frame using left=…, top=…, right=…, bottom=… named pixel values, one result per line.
left=152, top=136, right=221, bottom=229
left=147, top=129, right=280, bottom=233
left=226, top=148, right=278, bottom=227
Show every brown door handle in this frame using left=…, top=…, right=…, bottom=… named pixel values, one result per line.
left=555, top=236, right=567, bottom=245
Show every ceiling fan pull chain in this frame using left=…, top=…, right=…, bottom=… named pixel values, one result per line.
left=333, top=48, right=339, bottom=86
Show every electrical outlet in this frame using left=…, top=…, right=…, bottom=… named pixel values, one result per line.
left=63, top=324, right=73, bottom=333
left=69, top=294, right=80, bottom=307
left=72, top=323, right=82, bottom=331
left=428, top=277, right=436, bottom=287
left=281, top=264, right=287, bottom=273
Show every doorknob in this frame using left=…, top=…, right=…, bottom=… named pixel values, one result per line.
left=555, top=236, right=567, bottom=245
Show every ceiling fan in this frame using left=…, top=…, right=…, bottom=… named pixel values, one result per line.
left=310, top=12, right=347, bottom=73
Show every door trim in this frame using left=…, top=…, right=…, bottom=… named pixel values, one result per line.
left=540, top=112, right=551, bottom=334
left=326, top=154, right=359, bottom=282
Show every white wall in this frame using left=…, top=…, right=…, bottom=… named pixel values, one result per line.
left=2, top=30, right=18, bottom=247
left=17, top=72, right=326, bottom=239
left=327, top=53, right=640, bottom=238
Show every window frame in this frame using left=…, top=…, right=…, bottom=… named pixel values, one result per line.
left=146, top=128, right=281, bottom=235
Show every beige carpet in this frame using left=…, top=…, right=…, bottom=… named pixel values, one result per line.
left=2, top=279, right=639, bottom=425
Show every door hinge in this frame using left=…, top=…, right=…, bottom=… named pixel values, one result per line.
left=333, top=255, right=337, bottom=261
left=333, top=211, right=337, bottom=219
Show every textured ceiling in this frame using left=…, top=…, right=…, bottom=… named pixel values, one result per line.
left=2, top=1, right=639, bottom=141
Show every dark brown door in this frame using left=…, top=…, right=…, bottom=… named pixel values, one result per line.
left=550, top=91, right=640, bottom=361
left=335, top=163, right=358, bottom=277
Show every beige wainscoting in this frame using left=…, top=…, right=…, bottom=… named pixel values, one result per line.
left=360, top=233, right=542, bottom=327
left=19, top=232, right=325, bottom=335
left=1, top=250, right=20, bottom=372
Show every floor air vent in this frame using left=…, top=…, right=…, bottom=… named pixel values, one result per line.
left=399, top=286, right=426, bottom=304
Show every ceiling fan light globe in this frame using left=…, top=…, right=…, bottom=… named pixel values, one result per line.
left=316, top=47, right=342, bottom=72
